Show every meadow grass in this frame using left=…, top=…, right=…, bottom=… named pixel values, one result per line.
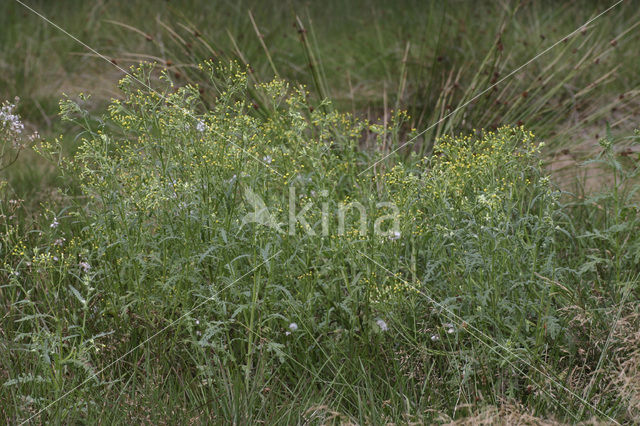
left=1, top=0, right=640, bottom=424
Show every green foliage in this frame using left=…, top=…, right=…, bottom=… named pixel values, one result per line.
left=5, top=62, right=639, bottom=423
left=1, top=0, right=640, bottom=419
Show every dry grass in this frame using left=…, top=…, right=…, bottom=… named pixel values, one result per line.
left=608, top=309, right=640, bottom=422
left=442, top=401, right=562, bottom=426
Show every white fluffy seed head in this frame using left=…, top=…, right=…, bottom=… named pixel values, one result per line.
left=376, top=318, right=389, bottom=331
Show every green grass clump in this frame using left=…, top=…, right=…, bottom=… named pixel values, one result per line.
left=3, top=62, right=639, bottom=423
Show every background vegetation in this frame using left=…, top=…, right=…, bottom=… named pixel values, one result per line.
left=1, top=0, right=639, bottom=423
